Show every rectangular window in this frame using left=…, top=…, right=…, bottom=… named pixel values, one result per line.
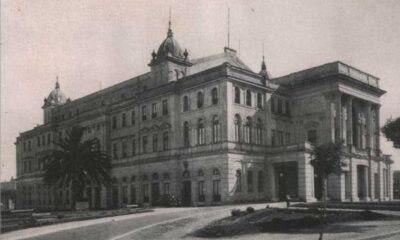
left=152, top=133, right=158, bottom=152
left=278, top=99, right=283, bottom=114
left=47, top=133, right=51, bottom=145
left=122, top=141, right=127, bottom=158
left=163, top=131, right=169, bottom=150
left=28, top=160, right=32, bottom=172
left=143, top=184, right=149, bottom=202
left=142, top=136, right=148, bottom=153
left=247, top=171, right=253, bottom=192
left=113, top=143, right=118, bottom=159
left=112, top=116, right=117, bottom=129
left=23, top=142, right=26, bottom=151
left=278, top=131, right=283, bottom=145
left=37, top=137, right=41, bottom=147
left=122, top=113, right=126, bottom=127
left=307, top=130, right=317, bottom=144
left=162, top=99, right=168, bottom=115
left=163, top=182, right=170, bottom=195
left=65, top=190, right=69, bottom=204
left=131, top=110, right=136, bottom=125
left=130, top=185, right=136, bottom=204
left=28, top=140, right=31, bottom=151
left=271, top=97, right=276, bottom=113
left=132, top=139, right=136, bottom=156
left=286, top=132, right=290, bottom=145
left=141, top=106, right=147, bottom=121
left=122, top=186, right=128, bottom=204
left=213, top=180, right=221, bottom=201
left=152, top=103, right=157, bottom=119
left=42, top=135, right=45, bottom=146
left=198, top=181, right=205, bottom=202
left=272, top=130, right=276, bottom=146
left=23, top=161, right=27, bottom=173
left=285, top=101, right=290, bottom=115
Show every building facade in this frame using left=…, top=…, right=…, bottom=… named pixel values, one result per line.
left=15, top=24, right=393, bottom=210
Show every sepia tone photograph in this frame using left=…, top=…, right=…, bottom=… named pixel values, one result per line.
left=1, top=0, right=400, bottom=239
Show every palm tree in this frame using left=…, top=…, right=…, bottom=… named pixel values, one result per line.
left=310, top=141, right=346, bottom=240
left=43, top=126, right=111, bottom=210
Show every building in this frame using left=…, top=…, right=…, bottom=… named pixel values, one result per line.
left=393, top=170, right=400, bottom=199
left=1, top=178, right=16, bottom=210
left=15, top=22, right=393, bottom=210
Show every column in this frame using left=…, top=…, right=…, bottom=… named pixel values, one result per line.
left=364, top=166, right=370, bottom=201
left=376, top=105, right=381, bottom=155
left=335, top=93, right=343, bottom=143
left=377, top=160, right=383, bottom=201
left=350, top=159, right=359, bottom=202
left=298, top=152, right=316, bottom=202
left=268, top=162, right=277, bottom=201
left=346, top=96, right=353, bottom=148
left=388, top=162, right=393, bottom=200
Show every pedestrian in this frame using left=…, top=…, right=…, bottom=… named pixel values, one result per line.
left=286, top=194, right=291, bottom=208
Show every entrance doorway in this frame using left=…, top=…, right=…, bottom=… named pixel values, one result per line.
left=151, top=183, right=160, bottom=205
left=274, top=162, right=298, bottom=201
left=357, top=165, right=367, bottom=199
left=182, top=181, right=191, bottom=206
left=112, top=186, right=119, bottom=208
left=94, top=187, right=101, bottom=209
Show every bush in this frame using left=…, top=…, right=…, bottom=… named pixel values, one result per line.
left=159, top=194, right=181, bottom=207
left=246, top=207, right=255, bottom=214
left=231, top=209, right=241, bottom=217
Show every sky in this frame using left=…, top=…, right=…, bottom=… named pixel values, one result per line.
left=1, top=0, right=400, bottom=181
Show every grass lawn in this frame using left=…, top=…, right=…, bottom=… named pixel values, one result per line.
left=192, top=207, right=400, bottom=238
left=294, top=201, right=400, bottom=211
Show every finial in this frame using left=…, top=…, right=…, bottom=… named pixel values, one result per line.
left=55, top=75, right=60, bottom=89
left=184, top=49, right=189, bottom=59
left=151, top=49, right=157, bottom=60
left=167, top=6, right=173, bottom=37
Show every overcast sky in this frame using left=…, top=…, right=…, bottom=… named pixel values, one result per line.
left=1, top=0, right=400, bottom=181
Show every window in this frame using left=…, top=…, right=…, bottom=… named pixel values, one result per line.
left=183, top=121, right=190, bottom=147
left=278, top=130, right=283, bottom=145
left=285, top=101, right=290, bottom=115
left=23, top=142, right=26, bottom=152
left=47, top=133, right=51, bottom=145
left=163, top=131, right=169, bottom=150
left=286, top=132, right=290, bottom=145
left=132, top=138, right=136, bottom=156
left=272, top=130, right=276, bottom=146
left=163, top=182, right=170, bottom=195
left=42, top=135, right=45, bottom=146
left=258, top=171, right=264, bottom=192
left=236, top=170, right=242, bottom=192
left=211, top=88, right=218, bottom=105
left=213, top=168, right=220, bottom=175
left=122, top=141, right=127, bottom=158
left=142, top=136, right=148, bottom=153
left=213, top=180, right=221, bottom=201
left=271, top=97, right=276, bottom=113
left=197, top=118, right=205, bottom=145
left=141, top=105, right=147, bottom=121
left=257, top=93, right=262, bottom=109
left=198, top=181, right=205, bottom=202
left=234, top=114, right=241, bottom=142
left=37, top=136, right=40, bottom=147
left=113, top=143, right=118, bottom=159
left=130, top=185, right=136, bottom=203
left=247, top=170, right=253, bottom=192
left=131, top=110, right=136, bottom=125
left=212, top=115, right=220, bottom=143
left=162, top=99, right=168, bottom=115
left=278, top=99, right=283, bottom=114
left=183, top=96, right=189, bottom=112
left=28, top=141, right=31, bottom=151
left=143, top=184, right=149, bottom=202
left=152, top=133, right=158, bottom=152
left=198, top=169, right=204, bottom=177
left=244, top=117, right=252, bottom=144
left=65, top=190, right=69, bottom=204
left=234, top=87, right=240, bottom=104
left=122, top=113, right=127, bottom=127
left=112, top=116, right=117, bottom=129
left=307, top=129, right=317, bottom=144
left=256, top=119, right=263, bottom=145
left=197, top=92, right=204, bottom=108
left=122, top=186, right=128, bottom=204
left=246, top=90, right=252, bottom=106
left=152, top=103, right=157, bottom=118
left=58, top=132, right=62, bottom=141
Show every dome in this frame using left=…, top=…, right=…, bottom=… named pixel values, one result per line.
left=45, top=81, right=68, bottom=106
left=156, top=28, right=184, bottom=60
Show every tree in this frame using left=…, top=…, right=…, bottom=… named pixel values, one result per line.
left=310, top=142, right=346, bottom=240
left=382, top=117, right=400, bottom=148
left=43, top=126, right=111, bottom=210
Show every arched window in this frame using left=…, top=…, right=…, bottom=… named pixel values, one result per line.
left=197, top=118, right=205, bottom=145
left=234, top=114, right=241, bottom=142
left=183, top=96, right=189, bottom=112
left=212, top=115, right=220, bottom=143
left=197, top=92, right=204, bottom=108
left=258, top=171, right=264, bottom=192
left=211, top=88, right=218, bottom=105
left=256, top=119, right=263, bottom=145
left=234, top=87, right=240, bottom=104
left=244, top=117, right=252, bottom=144
left=142, top=174, right=148, bottom=181
left=246, top=90, right=252, bottom=106
left=257, top=93, right=262, bottom=109
left=183, top=121, right=190, bottom=147
left=152, top=173, right=159, bottom=181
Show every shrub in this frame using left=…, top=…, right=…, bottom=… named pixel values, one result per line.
left=231, top=209, right=241, bottom=217
left=246, top=206, right=255, bottom=214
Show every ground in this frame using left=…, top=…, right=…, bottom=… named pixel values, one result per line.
left=2, top=203, right=400, bottom=240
